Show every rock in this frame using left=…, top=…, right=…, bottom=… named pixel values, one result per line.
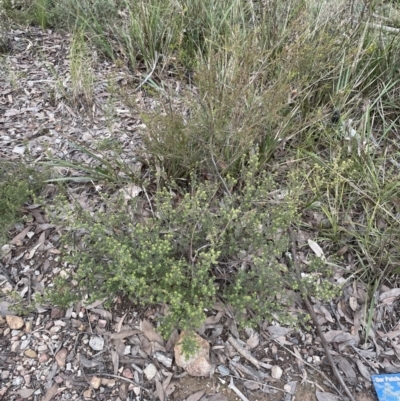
left=83, top=389, right=92, bottom=399
left=38, top=353, right=50, bottom=363
left=6, top=315, right=24, bottom=330
left=98, top=319, right=107, bottom=329
left=100, top=378, right=115, bottom=387
left=89, top=336, right=104, bottom=351
left=11, top=341, right=20, bottom=352
left=271, top=365, right=283, bottom=379
left=91, top=376, right=101, bottom=389
left=174, top=332, right=213, bottom=377
left=122, top=369, right=134, bottom=379
left=25, top=321, right=33, bottom=333
left=50, top=326, right=61, bottom=334
left=23, top=374, right=31, bottom=385
left=1, top=371, right=10, bottom=380
left=143, top=363, right=157, bottom=381
left=55, top=348, right=68, bottom=368
left=24, top=349, right=37, bottom=359
left=51, top=308, right=65, bottom=319
left=217, top=365, right=230, bottom=376
left=12, top=376, right=24, bottom=386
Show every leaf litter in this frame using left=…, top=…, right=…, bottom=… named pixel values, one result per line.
left=0, top=23, right=392, bottom=401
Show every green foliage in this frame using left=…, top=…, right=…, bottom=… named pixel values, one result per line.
left=0, top=161, right=45, bottom=243
left=179, top=331, right=200, bottom=360
left=7, top=291, right=36, bottom=315
left=47, top=154, right=303, bottom=334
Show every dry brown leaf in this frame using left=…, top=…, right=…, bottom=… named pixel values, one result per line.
left=84, top=299, right=107, bottom=309
left=323, top=330, right=345, bottom=343
left=349, top=297, right=358, bottom=311
left=113, top=339, right=126, bottom=356
left=42, top=383, right=59, bottom=401
left=5, top=108, right=20, bottom=116
left=333, top=332, right=358, bottom=344
left=355, top=360, right=371, bottom=381
left=15, top=388, right=35, bottom=399
left=107, top=329, right=141, bottom=340
left=26, top=243, right=42, bottom=260
left=334, top=356, right=356, bottom=384
left=243, top=381, right=260, bottom=390
left=212, top=302, right=226, bottom=312
left=205, top=312, right=224, bottom=325
left=315, top=391, right=338, bottom=401
left=91, top=308, right=113, bottom=320
left=377, top=329, right=400, bottom=339
left=266, top=326, right=291, bottom=338
left=37, top=231, right=46, bottom=250
left=29, top=208, right=46, bottom=224
left=246, top=331, right=260, bottom=349
left=79, top=355, right=104, bottom=369
left=232, top=361, right=260, bottom=381
left=186, top=389, right=206, bottom=401
left=155, top=379, right=165, bottom=401
left=116, top=313, right=127, bottom=332
left=161, top=371, right=173, bottom=390
left=382, top=358, right=400, bottom=373
left=140, top=319, right=164, bottom=345
left=119, top=382, right=129, bottom=400
left=166, top=329, right=180, bottom=352
left=111, top=350, right=119, bottom=376
left=165, top=382, right=177, bottom=396
left=225, top=317, right=239, bottom=338
left=36, top=223, right=55, bottom=233
left=293, top=346, right=304, bottom=370
left=318, top=305, right=334, bottom=323
left=379, top=288, right=400, bottom=303
left=9, top=225, right=32, bottom=245
left=202, top=394, right=228, bottom=401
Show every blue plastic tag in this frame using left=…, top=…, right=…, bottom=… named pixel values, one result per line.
left=372, top=374, right=400, bottom=400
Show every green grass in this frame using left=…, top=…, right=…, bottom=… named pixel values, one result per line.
left=3, top=0, right=400, bottom=337
left=0, top=161, right=47, bottom=244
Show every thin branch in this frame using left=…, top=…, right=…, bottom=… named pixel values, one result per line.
left=228, top=378, right=250, bottom=401
left=367, top=22, right=400, bottom=34
left=135, top=53, right=159, bottom=91
left=228, top=336, right=260, bottom=369
left=288, top=227, right=356, bottom=401
left=261, top=333, right=341, bottom=395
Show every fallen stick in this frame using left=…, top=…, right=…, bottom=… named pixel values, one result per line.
left=288, top=228, right=356, bottom=401
left=228, top=377, right=250, bottom=401
left=228, top=336, right=260, bottom=369
left=261, top=332, right=341, bottom=395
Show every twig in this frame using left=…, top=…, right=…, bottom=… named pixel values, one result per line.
left=80, top=365, right=101, bottom=401
left=0, top=262, right=16, bottom=286
left=288, top=227, right=356, bottom=401
left=228, top=377, right=250, bottom=401
left=226, top=374, right=284, bottom=393
left=228, top=336, right=260, bottom=369
left=367, top=22, right=400, bottom=34
left=94, top=373, right=153, bottom=395
left=261, top=332, right=341, bottom=394
left=135, top=54, right=159, bottom=91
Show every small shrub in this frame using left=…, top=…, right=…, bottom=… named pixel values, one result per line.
left=48, top=154, right=303, bottom=335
